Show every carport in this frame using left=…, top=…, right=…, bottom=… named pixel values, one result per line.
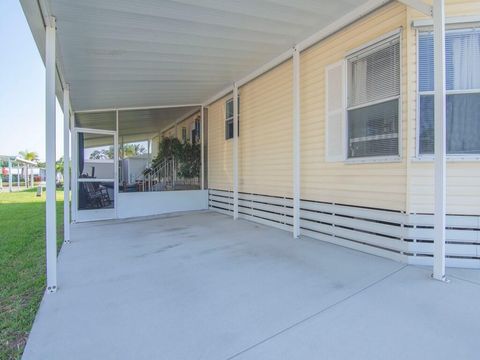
left=22, top=211, right=480, bottom=359
left=19, top=0, right=451, bottom=295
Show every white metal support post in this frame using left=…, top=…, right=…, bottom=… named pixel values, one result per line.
left=71, top=120, right=77, bottom=223
left=233, top=84, right=239, bottom=219
left=45, top=16, right=57, bottom=293
left=63, top=85, right=71, bottom=244
left=292, top=48, right=301, bottom=238
left=114, top=110, right=119, bottom=219
left=433, top=0, right=447, bottom=281
left=8, top=159, right=12, bottom=192
left=17, top=163, right=20, bottom=190
left=200, top=105, right=205, bottom=190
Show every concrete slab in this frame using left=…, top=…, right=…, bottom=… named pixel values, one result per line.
left=23, top=211, right=480, bottom=360
left=234, top=266, right=480, bottom=360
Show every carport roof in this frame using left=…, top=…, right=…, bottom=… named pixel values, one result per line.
left=20, top=0, right=392, bottom=112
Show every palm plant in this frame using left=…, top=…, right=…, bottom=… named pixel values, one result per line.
left=122, top=144, right=146, bottom=158
left=18, top=150, right=39, bottom=162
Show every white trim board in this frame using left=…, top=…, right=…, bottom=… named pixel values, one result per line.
left=412, top=15, right=480, bottom=29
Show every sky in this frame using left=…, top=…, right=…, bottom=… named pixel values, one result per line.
left=0, top=0, right=64, bottom=162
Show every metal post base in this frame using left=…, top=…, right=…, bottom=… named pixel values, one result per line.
left=431, top=274, right=450, bottom=283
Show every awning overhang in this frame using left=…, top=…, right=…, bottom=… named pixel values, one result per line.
left=20, top=0, right=396, bottom=112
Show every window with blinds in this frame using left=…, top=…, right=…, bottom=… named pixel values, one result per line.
left=418, top=28, right=480, bottom=155
left=225, top=97, right=240, bottom=140
left=347, top=35, right=401, bottom=159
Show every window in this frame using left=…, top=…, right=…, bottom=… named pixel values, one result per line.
left=225, top=97, right=239, bottom=140
left=418, top=28, right=480, bottom=156
left=347, top=35, right=401, bottom=159
left=182, top=127, right=187, bottom=143
left=193, top=117, right=201, bottom=143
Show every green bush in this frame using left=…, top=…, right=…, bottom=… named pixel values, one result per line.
left=150, top=137, right=200, bottom=179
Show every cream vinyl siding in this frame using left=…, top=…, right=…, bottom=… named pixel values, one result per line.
left=206, top=0, right=480, bottom=216
left=409, top=163, right=480, bottom=214
left=300, top=1, right=408, bottom=211
left=177, top=112, right=200, bottom=143
left=208, top=95, right=233, bottom=191
left=160, top=111, right=199, bottom=142
left=406, top=1, right=480, bottom=215
left=162, top=127, right=176, bottom=138
left=238, top=60, right=293, bottom=197
left=151, top=136, right=160, bottom=158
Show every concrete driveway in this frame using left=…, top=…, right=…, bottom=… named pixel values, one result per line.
left=23, top=211, right=480, bottom=360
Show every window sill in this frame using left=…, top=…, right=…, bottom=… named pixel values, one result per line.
left=414, top=155, right=480, bottom=162
left=345, top=155, right=402, bottom=164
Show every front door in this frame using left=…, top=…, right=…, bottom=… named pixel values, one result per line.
left=73, top=128, right=117, bottom=222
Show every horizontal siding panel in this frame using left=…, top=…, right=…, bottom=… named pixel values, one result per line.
left=301, top=201, right=405, bottom=223
left=300, top=210, right=404, bottom=238
left=301, top=229, right=407, bottom=263
left=238, top=214, right=292, bottom=232
left=239, top=59, right=293, bottom=198
left=239, top=200, right=293, bottom=216
left=239, top=193, right=292, bottom=206
left=207, top=95, right=233, bottom=191
left=300, top=219, right=407, bottom=253
left=300, top=1, right=408, bottom=211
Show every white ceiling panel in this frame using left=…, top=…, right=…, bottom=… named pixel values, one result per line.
left=21, top=0, right=388, bottom=111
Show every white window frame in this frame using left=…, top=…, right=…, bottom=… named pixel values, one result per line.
left=325, top=60, right=347, bottom=162
left=181, top=126, right=187, bottom=143
left=225, top=97, right=240, bottom=140
left=344, top=30, right=403, bottom=164
left=415, top=27, right=480, bottom=161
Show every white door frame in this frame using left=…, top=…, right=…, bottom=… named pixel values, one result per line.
left=72, top=127, right=118, bottom=222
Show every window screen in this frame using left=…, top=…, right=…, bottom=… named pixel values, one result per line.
left=418, top=28, right=480, bottom=155
left=347, top=35, right=401, bottom=159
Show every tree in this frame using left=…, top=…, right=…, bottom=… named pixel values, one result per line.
left=56, top=157, right=64, bottom=173
left=122, top=143, right=146, bottom=158
left=89, top=148, right=113, bottom=160
left=18, top=150, right=39, bottom=162
left=89, top=144, right=145, bottom=160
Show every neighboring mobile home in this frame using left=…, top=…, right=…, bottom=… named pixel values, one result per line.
left=20, top=0, right=480, bottom=293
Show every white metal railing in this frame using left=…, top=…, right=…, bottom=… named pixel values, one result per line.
left=135, top=158, right=199, bottom=192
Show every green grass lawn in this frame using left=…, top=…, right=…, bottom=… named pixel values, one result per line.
left=0, top=189, right=64, bottom=360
